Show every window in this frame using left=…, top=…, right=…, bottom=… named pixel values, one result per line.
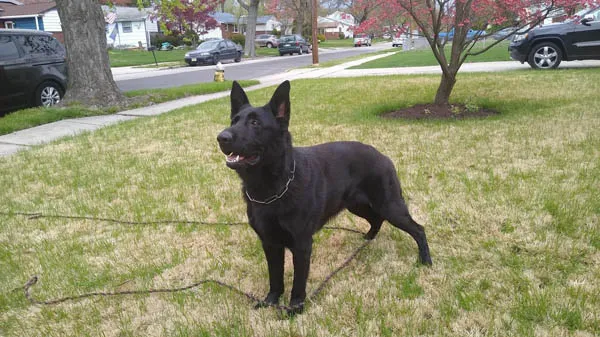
left=226, top=40, right=236, bottom=48
left=13, top=35, right=64, bottom=58
left=0, top=36, right=20, bottom=61
left=591, top=8, right=600, bottom=21
left=233, top=24, right=238, bottom=33
left=121, top=21, right=132, bottom=33
left=5, top=21, right=15, bottom=29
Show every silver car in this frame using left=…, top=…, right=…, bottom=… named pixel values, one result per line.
left=255, top=34, right=279, bottom=48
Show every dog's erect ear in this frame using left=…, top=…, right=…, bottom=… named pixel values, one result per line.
left=230, top=81, right=250, bottom=118
left=268, top=81, right=291, bottom=125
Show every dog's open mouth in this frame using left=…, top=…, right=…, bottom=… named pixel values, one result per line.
left=225, top=152, right=260, bottom=167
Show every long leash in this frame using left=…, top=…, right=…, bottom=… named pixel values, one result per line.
left=3, top=211, right=371, bottom=313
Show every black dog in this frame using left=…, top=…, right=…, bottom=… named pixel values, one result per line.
left=217, top=81, right=432, bottom=314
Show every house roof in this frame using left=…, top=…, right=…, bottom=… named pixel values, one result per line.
left=210, top=12, right=278, bottom=25
left=0, top=1, right=54, bottom=17
left=210, top=12, right=238, bottom=24
left=101, top=5, right=151, bottom=22
left=239, top=15, right=275, bottom=25
left=327, top=11, right=354, bottom=24
left=317, top=17, right=340, bottom=28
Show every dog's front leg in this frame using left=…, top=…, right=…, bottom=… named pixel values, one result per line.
left=255, top=242, right=285, bottom=308
left=289, top=238, right=313, bottom=314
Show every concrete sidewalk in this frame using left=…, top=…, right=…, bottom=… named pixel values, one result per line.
left=2, top=56, right=599, bottom=157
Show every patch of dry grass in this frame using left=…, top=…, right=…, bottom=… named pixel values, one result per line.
left=1, top=69, right=599, bottom=336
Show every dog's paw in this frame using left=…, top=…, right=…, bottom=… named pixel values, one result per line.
left=419, top=255, right=433, bottom=266
left=254, top=292, right=281, bottom=309
left=285, top=301, right=305, bottom=316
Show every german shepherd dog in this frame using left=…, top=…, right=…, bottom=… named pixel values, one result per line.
left=217, top=81, right=432, bottom=314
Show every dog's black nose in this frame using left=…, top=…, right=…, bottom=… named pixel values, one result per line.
left=217, top=130, right=233, bottom=144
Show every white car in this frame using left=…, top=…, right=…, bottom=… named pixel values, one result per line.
left=353, top=33, right=372, bottom=47
left=392, top=36, right=405, bottom=47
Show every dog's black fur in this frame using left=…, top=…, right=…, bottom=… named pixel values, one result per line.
left=217, top=81, right=432, bottom=314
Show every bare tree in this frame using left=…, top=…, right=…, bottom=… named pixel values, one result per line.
left=54, top=0, right=125, bottom=107
left=266, top=0, right=312, bottom=36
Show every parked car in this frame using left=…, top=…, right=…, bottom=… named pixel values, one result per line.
left=491, top=27, right=518, bottom=40
left=392, top=35, right=405, bottom=47
left=0, top=29, right=67, bottom=115
left=509, top=6, right=600, bottom=69
left=353, top=33, right=372, bottom=47
left=184, top=39, right=242, bottom=66
left=438, top=28, right=486, bottom=42
left=278, top=35, right=310, bottom=56
left=255, top=34, right=279, bottom=48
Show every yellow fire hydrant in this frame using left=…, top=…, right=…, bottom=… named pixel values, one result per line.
left=214, top=62, right=225, bottom=82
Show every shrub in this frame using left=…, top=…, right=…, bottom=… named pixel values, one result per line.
left=338, top=32, right=345, bottom=40
left=230, top=33, right=245, bottom=47
left=150, top=33, right=183, bottom=48
left=318, top=33, right=327, bottom=42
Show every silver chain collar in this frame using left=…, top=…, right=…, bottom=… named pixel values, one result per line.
left=245, top=160, right=296, bottom=205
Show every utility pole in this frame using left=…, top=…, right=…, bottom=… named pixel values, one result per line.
left=311, top=0, right=319, bottom=65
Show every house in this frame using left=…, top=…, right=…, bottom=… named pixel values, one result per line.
left=207, top=12, right=240, bottom=39
left=240, top=15, right=281, bottom=35
left=205, top=12, right=282, bottom=40
left=317, top=11, right=355, bottom=39
left=0, top=1, right=158, bottom=48
left=0, top=0, right=63, bottom=41
left=102, top=5, right=159, bottom=49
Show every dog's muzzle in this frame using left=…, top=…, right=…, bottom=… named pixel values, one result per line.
left=217, top=129, right=260, bottom=169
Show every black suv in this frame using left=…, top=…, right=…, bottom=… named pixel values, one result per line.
left=509, top=6, right=600, bottom=69
left=0, top=29, right=67, bottom=115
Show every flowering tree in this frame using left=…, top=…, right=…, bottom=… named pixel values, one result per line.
left=348, top=0, right=385, bottom=24
left=151, top=0, right=222, bottom=44
left=353, top=0, right=590, bottom=106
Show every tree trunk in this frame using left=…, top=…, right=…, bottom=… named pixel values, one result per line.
left=237, top=0, right=259, bottom=57
left=55, top=0, right=125, bottom=107
left=244, top=0, right=259, bottom=57
left=434, top=71, right=456, bottom=106
left=295, top=9, right=304, bottom=34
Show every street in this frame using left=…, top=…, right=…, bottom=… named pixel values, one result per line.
left=115, top=44, right=393, bottom=92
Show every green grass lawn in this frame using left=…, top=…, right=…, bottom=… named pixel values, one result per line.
left=319, top=38, right=354, bottom=48
left=353, top=41, right=511, bottom=69
left=0, top=80, right=258, bottom=136
left=1, top=70, right=599, bottom=336
left=254, top=46, right=280, bottom=57
left=109, top=49, right=191, bottom=67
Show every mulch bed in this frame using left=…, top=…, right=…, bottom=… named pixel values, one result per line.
left=381, top=103, right=499, bottom=119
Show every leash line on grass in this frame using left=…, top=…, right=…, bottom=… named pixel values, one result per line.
left=23, top=240, right=372, bottom=314
left=4, top=210, right=370, bottom=312
left=0, top=211, right=365, bottom=235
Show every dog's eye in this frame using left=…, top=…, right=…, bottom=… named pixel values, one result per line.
left=250, top=119, right=260, bottom=127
